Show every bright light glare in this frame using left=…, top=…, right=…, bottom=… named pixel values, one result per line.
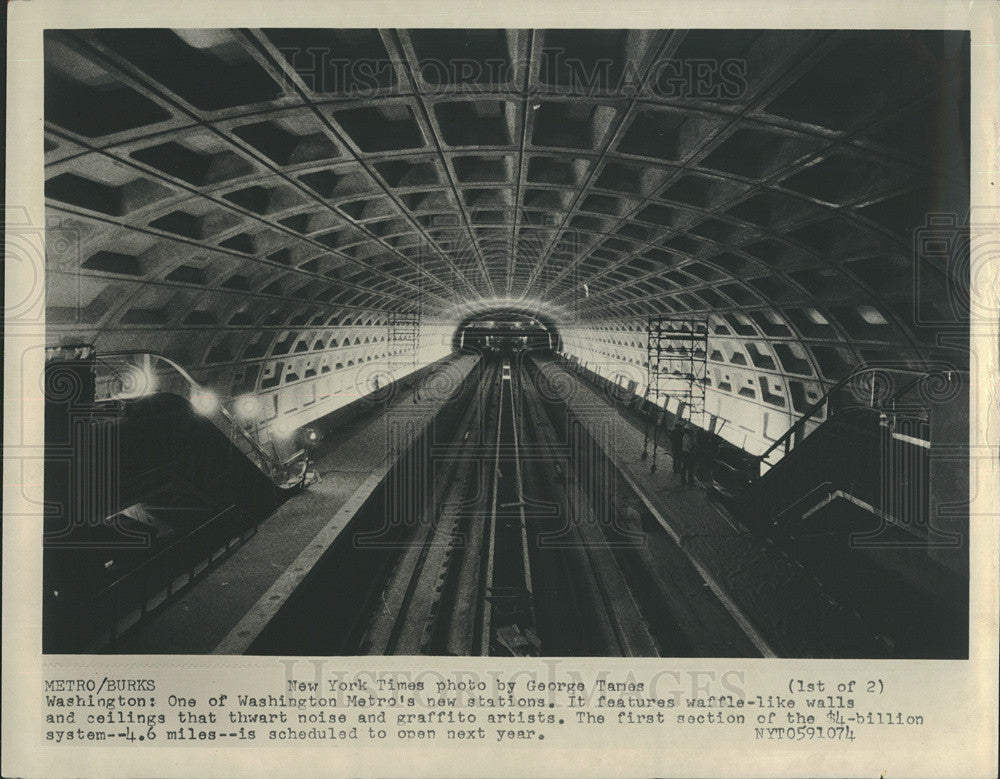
left=235, top=395, right=262, bottom=420
left=119, top=366, right=156, bottom=398
left=190, top=387, right=218, bottom=416
left=271, top=419, right=294, bottom=439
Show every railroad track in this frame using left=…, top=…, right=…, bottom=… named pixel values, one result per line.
left=354, top=349, right=760, bottom=657
left=362, top=356, right=542, bottom=657
left=479, top=357, right=538, bottom=656
left=516, top=353, right=660, bottom=656
left=361, top=360, right=501, bottom=655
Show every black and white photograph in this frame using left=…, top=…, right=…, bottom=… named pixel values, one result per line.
left=5, top=4, right=1000, bottom=777
left=38, top=26, right=973, bottom=659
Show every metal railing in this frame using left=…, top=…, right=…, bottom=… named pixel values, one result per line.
left=81, top=504, right=251, bottom=650
left=751, top=365, right=958, bottom=479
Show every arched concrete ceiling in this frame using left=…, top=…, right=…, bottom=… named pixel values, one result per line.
left=44, top=28, right=969, bottom=384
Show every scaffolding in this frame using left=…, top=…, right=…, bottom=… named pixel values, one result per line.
left=642, top=314, right=709, bottom=472
left=387, top=311, right=421, bottom=385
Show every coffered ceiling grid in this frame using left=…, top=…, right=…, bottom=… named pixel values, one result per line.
left=243, top=28, right=493, bottom=301
left=44, top=28, right=969, bottom=381
left=47, top=32, right=462, bottom=309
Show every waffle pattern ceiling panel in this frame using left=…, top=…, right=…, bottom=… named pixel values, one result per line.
left=44, top=29, right=969, bottom=382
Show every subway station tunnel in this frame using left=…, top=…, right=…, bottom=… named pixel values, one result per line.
left=41, top=29, right=971, bottom=658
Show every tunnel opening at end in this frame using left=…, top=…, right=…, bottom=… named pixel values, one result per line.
left=451, top=308, right=562, bottom=352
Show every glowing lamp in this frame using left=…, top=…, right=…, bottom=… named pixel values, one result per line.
left=235, top=394, right=262, bottom=421
left=271, top=419, right=294, bottom=439
left=120, top=365, right=157, bottom=398
left=190, top=387, right=218, bottom=416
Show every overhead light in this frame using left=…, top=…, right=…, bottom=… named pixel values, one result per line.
left=190, top=387, right=218, bottom=416
left=271, top=419, right=294, bottom=439
left=235, top=394, right=262, bottom=421
left=120, top=365, right=156, bottom=398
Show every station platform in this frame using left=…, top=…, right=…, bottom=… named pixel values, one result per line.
left=113, top=354, right=479, bottom=654
left=534, top=357, right=883, bottom=658
left=112, top=349, right=937, bottom=658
